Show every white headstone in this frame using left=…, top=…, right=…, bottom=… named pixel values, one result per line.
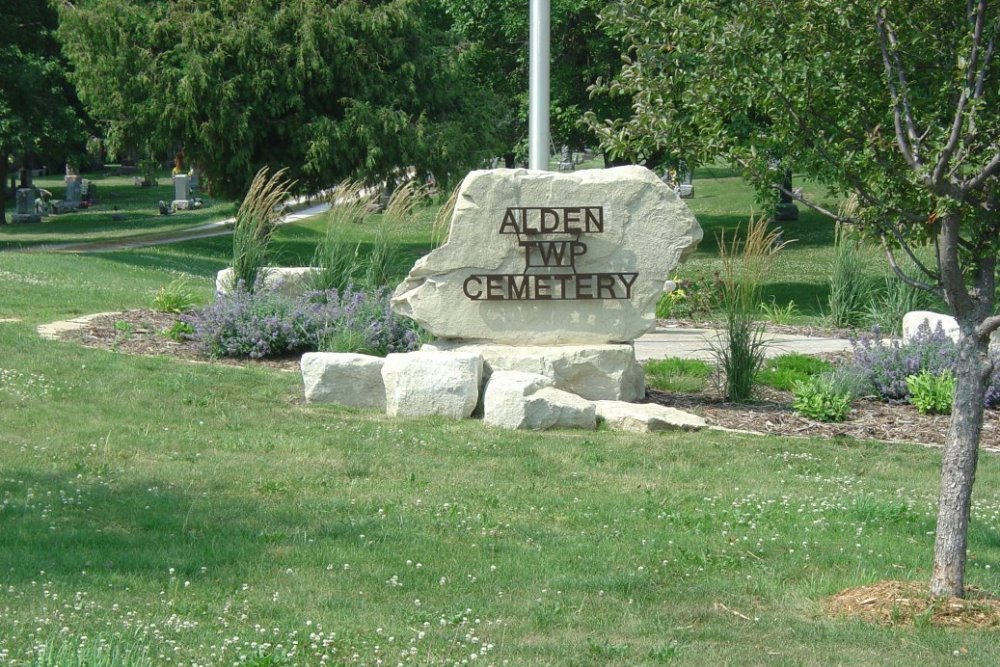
left=173, top=174, right=190, bottom=202
left=64, top=176, right=82, bottom=203
left=392, top=166, right=702, bottom=345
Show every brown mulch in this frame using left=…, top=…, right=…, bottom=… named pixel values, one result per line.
left=53, top=309, right=1000, bottom=451
left=825, top=580, right=1000, bottom=628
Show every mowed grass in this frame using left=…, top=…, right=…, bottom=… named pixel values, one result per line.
left=1, top=321, right=998, bottom=665
left=2, top=170, right=998, bottom=665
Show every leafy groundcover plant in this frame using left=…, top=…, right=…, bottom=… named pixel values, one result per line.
left=183, top=285, right=422, bottom=359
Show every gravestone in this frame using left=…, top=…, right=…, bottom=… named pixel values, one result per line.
left=55, top=176, right=83, bottom=213
left=65, top=176, right=82, bottom=204
left=392, top=166, right=702, bottom=345
left=12, top=188, right=41, bottom=224
left=172, top=174, right=191, bottom=210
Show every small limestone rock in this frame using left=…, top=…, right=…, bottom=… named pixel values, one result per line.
left=423, top=342, right=645, bottom=401
left=301, top=352, right=385, bottom=409
left=594, top=400, right=706, bottom=433
left=483, top=371, right=595, bottom=430
left=216, top=267, right=318, bottom=296
left=902, top=311, right=960, bottom=344
left=382, top=351, right=483, bottom=419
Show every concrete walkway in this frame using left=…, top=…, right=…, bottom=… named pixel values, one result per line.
left=634, top=326, right=852, bottom=362
left=10, top=200, right=332, bottom=254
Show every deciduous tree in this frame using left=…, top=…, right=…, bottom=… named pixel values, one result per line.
left=0, top=0, right=84, bottom=223
left=598, top=0, right=999, bottom=598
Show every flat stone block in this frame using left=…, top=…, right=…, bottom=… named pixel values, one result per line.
left=301, top=352, right=385, bottom=409
left=423, top=341, right=644, bottom=401
left=594, top=400, right=706, bottom=433
left=483, top=371, right=595, bottom=430
left=382, top=351, right=483, bottom=419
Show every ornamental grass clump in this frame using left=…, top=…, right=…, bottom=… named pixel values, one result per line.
left=310, top=180, right=372, bottom=292
left=827, top=222, right=873, bottom=329
left=230, top=167, right=295, bottom=293
left=711, top=215, right=789, bottom=401
left=184, top=286, right=422, bottom=359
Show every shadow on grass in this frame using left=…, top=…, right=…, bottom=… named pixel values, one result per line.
left=0, top=467, right=379, bottom=583
left=763, top=282, right=831, bottom=317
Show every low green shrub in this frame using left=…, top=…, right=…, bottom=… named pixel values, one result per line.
left=644, top=357, right=714, bottom=393
left=758, top=353, right=833, bottom=391
left=792, top=374, right=853, bottom=422
left=759, top=298, right=799, bottom=325
left=152, top=277, right=199, bottom=314
left=655, top=273, right=722, bottom=320
left=163, top=319, right=195, bottom=342
left=906, top=369, right=955, bottom=415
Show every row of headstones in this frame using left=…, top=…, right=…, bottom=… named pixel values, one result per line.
left=10, top=176, right=96, bottom=223
left=301, top=346, right=708, bottom=433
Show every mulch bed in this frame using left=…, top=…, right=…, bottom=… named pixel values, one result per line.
left=825, top=580, right=1000, bottom=628
left=54, top=309, right=1000, bottom=452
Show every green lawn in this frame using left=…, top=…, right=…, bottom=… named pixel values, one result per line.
left=1, top=167, right=997, bottom=666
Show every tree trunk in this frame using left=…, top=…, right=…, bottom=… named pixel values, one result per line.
left=929, top=332, right=993, bottom=597
left=0, top=151, right=8, bottom=225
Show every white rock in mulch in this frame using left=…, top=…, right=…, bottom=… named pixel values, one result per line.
left=902, top=311, right=960, bottom=344
left=216, top=267, right=318, bottom=296
left=392, top=166, right=702, bottom=345
left=594, top=400, right=706, bottom=433
left=422, top=341, right=645, bottom=401
left=300, top=352, right=385, bottom=409
left=482, top=371, right=596, bottom=430
left=903, top=310, right=1000, bottom=350
left=381, top=351, right=483, bottom=419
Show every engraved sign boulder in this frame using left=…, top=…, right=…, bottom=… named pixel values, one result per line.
left=392, top=166, right=702, bottom=345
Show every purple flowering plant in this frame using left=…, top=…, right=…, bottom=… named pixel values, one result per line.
left=183, top=283, right=423, bottom=359
left=849, top=321, right=999, bottom=407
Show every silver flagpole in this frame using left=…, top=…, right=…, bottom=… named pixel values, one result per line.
left=528, top=0, right=550, bottom=170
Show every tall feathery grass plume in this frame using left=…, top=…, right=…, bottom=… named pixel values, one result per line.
left=230, top=166, right=295, bottom=293
left=712, top=214, right=791, bottom=401
left=310, top=179, right=373, bottom=292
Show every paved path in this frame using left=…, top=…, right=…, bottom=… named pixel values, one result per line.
left=9, top=201, right=332, bottom=254
left=634, top=326, right=852, bottom=361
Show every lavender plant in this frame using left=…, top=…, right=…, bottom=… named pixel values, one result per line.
left=184, top=286, right=422, bottom=359
left=849, top=321, right=999, bottom=408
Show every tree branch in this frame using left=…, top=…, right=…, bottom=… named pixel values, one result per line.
left=976, top=314, right=1000, bottom=339
left=876, top=7, right=922, bottom=172
left=965, top=150, right=1000, bottom=192
left=933, top=0, right=987, bottom=186
left=882, top=240, right=940, bottom=294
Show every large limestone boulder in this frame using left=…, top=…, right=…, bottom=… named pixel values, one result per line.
left=483, top=371, right=596, bottom=430
left=594, top=400, right=706, bottom=433
left=216, top=267, right=319, bottom=297
left=423, top=341, right=644, bottom=401
left=392, top=167, right=702, bottom=345
left=301, top=352, right=385, bottom=409
left=381, top=351, right=483, bottom=419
